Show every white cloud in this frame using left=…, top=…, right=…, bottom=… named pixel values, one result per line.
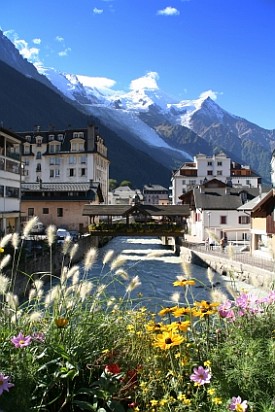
left=77, top=75, right=116, bottom=89
left=55, top=36, right=64, bottom=42
left=157, top=7, right=180, bottom=16
left=4, top=30, right=41, bottom=64
left=58, top=47, right=72, bottom=57
left=199, top=90, right=221, bottom=101
left=93, top=8, right=104, bottom=14
left=129, top=72, right=159, bottom=91
left=32, top=38, right=41, bottom=45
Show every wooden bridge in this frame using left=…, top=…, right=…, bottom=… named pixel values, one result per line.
left=82, top=203, right=190, bottom=237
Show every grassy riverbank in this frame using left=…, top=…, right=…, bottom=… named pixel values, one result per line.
left=0, top=218, right=275, bottom=411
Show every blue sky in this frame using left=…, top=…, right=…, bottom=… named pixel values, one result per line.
left=1, top=0, right=275, bottom=129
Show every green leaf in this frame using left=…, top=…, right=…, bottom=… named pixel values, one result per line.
left=72, top=400, right=97, bottom=411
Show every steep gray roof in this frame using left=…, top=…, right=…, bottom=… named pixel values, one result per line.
left=193, top=187, right=260, bottom=210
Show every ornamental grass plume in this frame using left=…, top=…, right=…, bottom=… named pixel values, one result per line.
left=46, top=224, right=56, bottom=247
left=83, top=247, right=98, bottom=272
left=23, top=216, right=39, bottom=238
left=0, top=233, right=12, bottom=248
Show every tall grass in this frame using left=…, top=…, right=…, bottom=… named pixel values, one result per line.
left=0, top=223, right=274, bottom=411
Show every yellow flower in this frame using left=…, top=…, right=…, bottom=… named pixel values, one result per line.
left=145, top=320, right=163, bottom=332
left=193, top=300, right=219, bottom=317
left=55, top=317, right=69, bottom=328
left=207, top=388, right=215, bottom=395
left=173, top=278, right=196, bottom=287
left=212, top=397, right=223, bottom=405
left=158, top=306, right=177, bottom=316
left=150, top=400, right=158, bottom=406
left=204, top=360, right=211, bottom=368
left=0, top=248, right=4, bottom=253
left=153, top=330, right=184, bottom=350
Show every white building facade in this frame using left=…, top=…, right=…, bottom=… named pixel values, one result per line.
left=171, top=152, right=261, bottom=204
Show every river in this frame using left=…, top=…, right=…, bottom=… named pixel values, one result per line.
left=83, top=236, right=265, bottom=313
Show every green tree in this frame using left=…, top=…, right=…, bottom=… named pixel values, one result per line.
left=109, top=179, right=118, bottom=191
left=120, top=180, right=132, bottom=188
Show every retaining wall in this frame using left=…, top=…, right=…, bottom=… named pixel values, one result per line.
left=180, top=245, right=275, bottom=292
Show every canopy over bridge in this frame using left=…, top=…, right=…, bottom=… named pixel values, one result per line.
left=82, top=203, right=190, bottom=237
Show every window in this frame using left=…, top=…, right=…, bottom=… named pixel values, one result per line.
left=36, top=151, right=41, bottom=159
left=207, top=161, right=212, bottom=166
left=6, top=186, right=19, bottom=198
left=28, top=208, right=34, bottom=217
left=217, top=161, right=223, bottom=166
left=81, top=168, right=86, bottom=176
left=57, top=134, right=63, bottom=141
left=55, top=169, right=60, bottom=177
left=50, top=170, right=54, bottom=178
left=48, top=135, right=55, bottom=141
left=24, top=159, right=29, bottom=166
left=57, top=208, right=63, bottom=217
left=182, top=180, right=186, bottom=185
left=80, top=155, right=87, bottom=164
left=25, top=135, right=31, bottom=142
left=207, top=171, right=213, bottom=176
left=24, top=145, right=31, bottom=155
left=36, top=163, right=41, bottom=172
left=246, top=180, right=251, bottom=185
left=217, top=170, right=222, bottom=176
left=0, top=185, right=4, bottom=197
left=238, top=215, right=250, bottom=224
left=49, top=157, right=55, bottom=165
left=69, top=156, right=76, bottom=164
left=220, top=216, right=227, bottom=224
left=43, top=208, right=49, bottom=214
left=36, top=139, right=42, bottom=147
left=69, top=168, right=75, bottom=177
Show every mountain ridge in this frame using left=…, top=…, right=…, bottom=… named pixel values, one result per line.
left=0, top=29, right=274, bottom=184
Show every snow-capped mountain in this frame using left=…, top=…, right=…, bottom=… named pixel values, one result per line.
left=1, top=29, right=274, bottom=184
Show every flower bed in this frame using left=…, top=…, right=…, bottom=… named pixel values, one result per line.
left=0, top=217, right=274, bottom=411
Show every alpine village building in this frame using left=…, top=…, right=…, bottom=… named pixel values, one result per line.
left=18, top=125, right=109, bottom=233
left=0, top=127, right=24, bottom=234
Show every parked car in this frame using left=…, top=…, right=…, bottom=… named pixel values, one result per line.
left=29, top=221, right=45, bottom=235
left=56, top=228, right=71, bottom=244
left=69, top=230, right=80, bottom=242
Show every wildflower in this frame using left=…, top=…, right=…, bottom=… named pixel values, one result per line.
left=173, top=277, right=196, bottom=287
left=153, top=330, right=184, bottom=350
left=11, top=331, right=32, bottom=348
left=190, top=366, right=211, bottom=385
left=218, top=300, right=236, bottom=321
left=228, top=396, right=248, bottom=411
left=213, top=397, right=223, bottom=405
left=193, top=300, right=219, bottom=317
left=0, top=373, right=14, bottom=395
left=55, top=317, right=69, bottom=328
left=32, top=332, right=45, bottom=342
left=158, top=306, right=177, bottom=316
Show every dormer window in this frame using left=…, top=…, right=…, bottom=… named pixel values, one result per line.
left=25, top=135, right=31, bottom=142
left=73, top=132, right=84, bottom=138
left=57, top=134, right=63, bottom=141
left=36, top=138, right=42, bottom=147
left=48, top=134, right=55, bottom=141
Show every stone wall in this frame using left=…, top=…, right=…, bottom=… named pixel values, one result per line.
left=180, top=245, right=275, bottom=292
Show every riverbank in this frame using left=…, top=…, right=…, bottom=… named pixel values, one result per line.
left=180, top=236, right=275, bottom=295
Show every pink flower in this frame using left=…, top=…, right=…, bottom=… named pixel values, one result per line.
left=190, top=366, right=211, bottom=385
left=0, top=373, right=14, bottom=396
left=218, top=301, right=236, bottom=321
left=32, top=332, right=45, bottom=342
left=228, top=396, right=248, bottom=411
left=11, top=331, right=32, bottom=348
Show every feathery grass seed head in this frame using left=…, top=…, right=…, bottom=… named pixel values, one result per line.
left=69, top=243, right=79, bottom=260
left=0, top=274, right=10, bottom=294
left=103, top=249, right=114, bottom=265
left=11, top=233, right=20, bottom=249
left=0, top=234, right=12, bottom=248
left=46, top=225, right=56, bottom=247
left=0, top=254, right=11, bottom=270
left=110, top=255, right=127, bottom=271
left=84, top=247, right=98, bottom=271
left=23, top=216, right=39, bottom=238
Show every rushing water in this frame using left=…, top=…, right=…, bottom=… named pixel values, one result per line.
left=83, top=236, right=262, bottom=313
